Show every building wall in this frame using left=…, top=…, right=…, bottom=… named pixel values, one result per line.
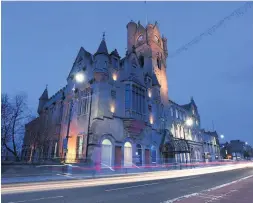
left=23, top=21, right=219, bottom=166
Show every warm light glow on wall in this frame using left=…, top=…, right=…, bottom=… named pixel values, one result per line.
left=150, top=116, right=154, bottom=124
left=148, top=89, right=152, bottom=98
left=112, top=73, right=117, bottom=81
left=110, top=105, right=115, bottom=113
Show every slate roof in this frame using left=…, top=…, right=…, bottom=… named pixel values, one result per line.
left=95, top=39, right=108, bottom=56
left=110, top=49, right=120, bottom=58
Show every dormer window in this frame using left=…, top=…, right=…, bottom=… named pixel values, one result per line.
left=137, top=35, right=144, bottom=42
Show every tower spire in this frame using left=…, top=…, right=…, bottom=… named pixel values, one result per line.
left=102, top=31, right=105, bottom=40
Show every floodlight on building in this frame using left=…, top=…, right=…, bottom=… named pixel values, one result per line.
left=186, top=118, right=193, bottom=126
left=150, top=116, right=154, bottom=125
left=148, top=89, right=152, bottom=98
left=110, top=105, right=115, bottom=113
left=112, top=73, right=117, bottom=81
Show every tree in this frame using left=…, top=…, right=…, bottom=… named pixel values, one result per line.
left=1, top=93, right=32, bottom=161
left=243, top=151, right=250, bottom=159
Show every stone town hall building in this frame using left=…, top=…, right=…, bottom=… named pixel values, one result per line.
left=23, top=21, right=220, bottom=166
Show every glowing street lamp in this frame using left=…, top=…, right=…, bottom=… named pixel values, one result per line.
left=220, top=134, right=224, bottom=139
left=245, top=142, right=248, bottom=145
left=186, top=118, right=193, bottom=126
left=75, top=72, right=85, bottom=83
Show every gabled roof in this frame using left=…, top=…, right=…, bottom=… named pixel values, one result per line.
left=94, top=39, right=108, bottom=56
left=73, top=47, right=92, bottom=64
left=68, top=47, right=93, bottom=80
left=110, top=49, right=120, bottom=58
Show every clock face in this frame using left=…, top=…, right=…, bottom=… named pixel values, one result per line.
left=154, top=35, right=159, bottom=43
left=137, top=35, right=143, bottom=42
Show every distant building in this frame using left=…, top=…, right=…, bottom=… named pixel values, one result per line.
left=202, top=131, right=220, bottom=161
left=22, top=21, right=220, bottom=166
left=220, top=140, right=251, bottom=160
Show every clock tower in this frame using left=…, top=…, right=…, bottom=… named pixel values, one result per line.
left=126, top=21, right=169, bottom=106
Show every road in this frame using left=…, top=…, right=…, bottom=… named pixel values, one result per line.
left=2, top=167, right=253, bottom=203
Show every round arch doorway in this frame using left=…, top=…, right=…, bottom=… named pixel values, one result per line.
left=101, top=139, right=112, bottom=168
left=124, top=142, right=132, bottom=167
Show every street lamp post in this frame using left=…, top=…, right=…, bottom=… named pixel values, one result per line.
left=185, top=117, right=193, bottom=167
left=63, top=72, right=85, bottom=164
left=85, top=88, right=93, bottom=162
left=63, top=99, right=74, bottom=164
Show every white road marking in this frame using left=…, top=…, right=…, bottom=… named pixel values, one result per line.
left=105, top=182, right=159, bottom=191
left=36, top=165, right=64, bottom=168
left=177, top=177, right=198, bottom=181
left=8, top=196, right=64, bottom=203
left=105, top=176, right=198, bottom=192
left=162, top=174, right=253, bottom=203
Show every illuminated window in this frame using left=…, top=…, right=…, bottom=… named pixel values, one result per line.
left=154, top=35, right=160, bottom=43
left=78, top=90, right=90, bottom=115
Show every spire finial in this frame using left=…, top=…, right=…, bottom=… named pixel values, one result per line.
left=102, top=32, right=105, bottom=40
left=46, top=84, right=48, bottom=89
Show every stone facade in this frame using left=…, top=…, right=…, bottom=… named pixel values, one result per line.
left=22, top=21, right=220, bottom=166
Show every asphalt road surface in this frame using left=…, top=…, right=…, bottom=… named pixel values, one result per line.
left=2, top=167, right=253, bottom=203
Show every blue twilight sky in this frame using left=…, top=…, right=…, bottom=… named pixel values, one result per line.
left=2, top=2, right=253, bottom=145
